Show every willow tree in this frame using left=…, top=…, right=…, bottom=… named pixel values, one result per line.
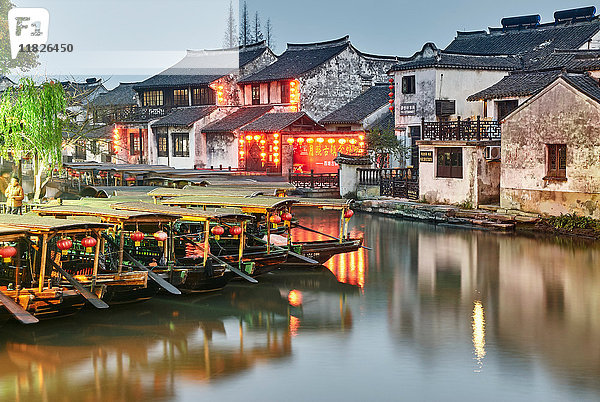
left=0, top=77, right=66, bottom=201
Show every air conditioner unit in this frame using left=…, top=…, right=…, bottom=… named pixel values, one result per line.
left=484, top=145, right=501, bottom=161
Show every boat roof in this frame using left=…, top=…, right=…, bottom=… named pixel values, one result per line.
left=160, top=195, right=297, bottom=212
left=291, top=198, right=352, bottom=209
left=110, top=202, right=254, bottom=222
left=0, top=226, right=30, bottom=241
left=31, top=205, right=178, bottom=224
left=147, top=187, right=273, bottom=198
left=0, top=214, right=112, bottom=233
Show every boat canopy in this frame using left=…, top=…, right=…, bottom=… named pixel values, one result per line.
left=111, top=202, right=254, bottom=222
left=31, top=205, right=177, bottom=224
left=0, top=214, right=112, bottom=233
left=147, top=187, right=269, bottom=199
left=161, top=195, right=297, bottom=213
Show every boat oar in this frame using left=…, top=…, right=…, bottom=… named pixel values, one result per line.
left=293, top=223, right=372, bottom=250
left=48, top=260, right=109, bottom=309
left=246, top=233, right=319, bottom=265
left=180, top=235, right=257, bottom=284
left=0, top=290, right=39, bottom=324
left=102, top=234, right=181, bottom=295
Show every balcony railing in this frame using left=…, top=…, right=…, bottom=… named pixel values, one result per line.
left=358, top=167, right=419, bottom=200
left=95, top=106, right=174, bottom=124
left=288, top=170, right=339, bottom=189
left=422, top=117, right=501, bottom=142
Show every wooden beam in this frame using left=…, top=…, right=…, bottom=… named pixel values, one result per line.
left=38, top=233, right=48, bottom=292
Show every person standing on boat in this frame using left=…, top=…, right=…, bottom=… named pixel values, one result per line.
left=5, top=177, right=24, bottom=214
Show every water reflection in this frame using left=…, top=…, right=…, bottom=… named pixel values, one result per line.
left=0, top=264, right=359, bottom=401
left=472, top=300, right=486, bottom=370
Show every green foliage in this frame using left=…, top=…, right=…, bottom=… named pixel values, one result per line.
left=547, top=213, right=600, bottom=233
left=457, top=200, right=473, bottom=209
left=365, top=127, right=407, bottom=168
left=0, top=0, right=40, bottom=74
left=0, top=77, right=66, bottom=167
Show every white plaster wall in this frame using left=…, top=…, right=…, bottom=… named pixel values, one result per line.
left=168, top=126, right=195, bottom=169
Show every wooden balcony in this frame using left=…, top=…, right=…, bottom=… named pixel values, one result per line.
left=421, top=117, right=501, bottom=142
left=95, top=106, right=174, bottom=124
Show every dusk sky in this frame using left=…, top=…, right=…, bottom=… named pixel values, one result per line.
left=12, top=0, right=597, bottom=87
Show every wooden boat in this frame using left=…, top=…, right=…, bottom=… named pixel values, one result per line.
left=0, top=215, right=116, bottom=321
left=160, top=195, right=363, bottom=267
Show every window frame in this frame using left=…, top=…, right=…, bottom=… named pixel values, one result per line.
left=251, top=84, right=261, bottom=105
left=129, top=131, right=140, bottom=156
left=402, top=75, right=416, bottom=94
left=173, top=88, right=189, bottom=106
left=545, top=144, right=567, bottom=180
left=74, top=141, right=86, bottom=160
left=192, top=87, right=215, bottom=105
left=172, top=132, right=190, bottom=158
left=280, top=81, right=290, bottom=103
left=142, top=90, right=164, bottom=107
left=436, top=147, right=463, bottom=179
left=156, top=129, right=169, bottom=158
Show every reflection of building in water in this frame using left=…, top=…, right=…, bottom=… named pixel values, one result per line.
left=385, top=220, right=600, bottom=391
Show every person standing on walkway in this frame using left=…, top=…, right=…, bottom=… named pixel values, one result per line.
left=5, top=177, right=24, bottom=214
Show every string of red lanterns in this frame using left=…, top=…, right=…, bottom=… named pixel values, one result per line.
left=388, top=78, right=394, bottom=112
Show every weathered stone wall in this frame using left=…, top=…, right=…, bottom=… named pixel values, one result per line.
left=419, top=143, right=499, bottom=206
left=206, top=132, right=238, bottom=169
left=501, top=80, right=600, bottom=218
left=300, top=47, right=394, bottom=121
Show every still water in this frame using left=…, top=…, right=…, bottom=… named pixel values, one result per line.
left=0, top=211, right=599, bottom=401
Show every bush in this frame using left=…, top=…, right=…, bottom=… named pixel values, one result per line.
left=547, top=213, right=600, bottom=232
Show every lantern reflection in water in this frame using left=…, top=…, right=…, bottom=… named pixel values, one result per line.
left=472, top=300, right=486, bottom=370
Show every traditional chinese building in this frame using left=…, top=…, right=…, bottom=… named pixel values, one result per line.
left=239, top=112, right=364, bottom=174
left=500, top=73, right=600, bottom=218
left=237, top=36, right=397, bottom=121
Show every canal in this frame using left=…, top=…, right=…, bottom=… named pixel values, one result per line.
left=0, top=210, right=599, bottom=401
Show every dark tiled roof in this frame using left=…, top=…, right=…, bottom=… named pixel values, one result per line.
left=151, top=106, right=217, bottom=128
left=61, top=79, right=107, bottom=103
left=562, top=73, right=600, bottom=103
left=239, top=37, right=351, bottom=83
left=92, top=82, right=138, bottom=107
left=365, top=111, right=395, bottom=132
left=319, top=84, right=390, bottom=124
left=241, top=112, right=318, bottom=132
left=444, top=17, right=600, bottom=60
left=202, top=106, right=273, bottom=132
left=64, top=125, right=111, bottom=139
left=389, top=43, right=521, bottom=72
left=334, top=153, right=372, bottom=166
left=528, top=49, right=600, bottom=72
left=468, top=70, right=562, bottom=101
left=135, top=42, right=272, bottom=91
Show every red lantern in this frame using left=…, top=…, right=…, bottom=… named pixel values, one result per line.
left=229, top=226, right=242, bottom=236
left=153, top=231, right=168, bottom=246
left=389, top=85, right=394, bottom=90
left=57, top=238, right=73, bottom=255
left=211, top=225, right=225, bottom=240
left=81, top=236, right=97, bottom=253
left=344, top=209, right=354, bottom=219
left=388, top=92, right=394, bottom=97
left=0, top=246, right=17, bottom=263
left=389, top=106, right=394, bottom=112
left=388, top=99, right=394, bottom=104
left=388, top=78, right=394, bottom=83
left=131, top=231, right=144, bottom=247
left=269, top=215, right=282, bottom=224
left=281, top=212, right=293, bottom=221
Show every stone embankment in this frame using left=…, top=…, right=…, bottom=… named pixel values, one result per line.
left=355, top=198, right=540, bottom=231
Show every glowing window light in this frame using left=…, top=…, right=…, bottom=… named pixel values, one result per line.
left=253, top=135, right=261, bottom=141
left=246, top=135, right=253, bottom=141
left=306, top=138, right=314, bottom=144
left=316, top=137, right=324, bottom=143
left=327, top=138, right=335, bottom=144
left=287, top=138, right=294, bottom=144
left=297, top=138, right=305, bottom=144
left=338, top=138, right=347, bottom=144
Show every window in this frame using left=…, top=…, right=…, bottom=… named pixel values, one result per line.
left=546, top=144, right=567, bottom=179
left=402, top=75, right=416, bottom=94
left=280, top=81, right=290, bottom=103
left=173, top=89, right=189, bottom=106
left=129, top=131, right=140, bottom=155
left=156, top=129, right=168, bottom=158
left=496, top=99, right=519, bottom=120
left=192, top=87, right=215, bottom=105
left=89, top=140, right=99, bottom=155
left=74, top=141, right=86, bottom=159
left=142, top=90, right=163, bottom=106
left=251, top=84, right=261, bottom=105
left=436, top=147, right=463, bottom=178
left=172, top=133, right=189, bottom=157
